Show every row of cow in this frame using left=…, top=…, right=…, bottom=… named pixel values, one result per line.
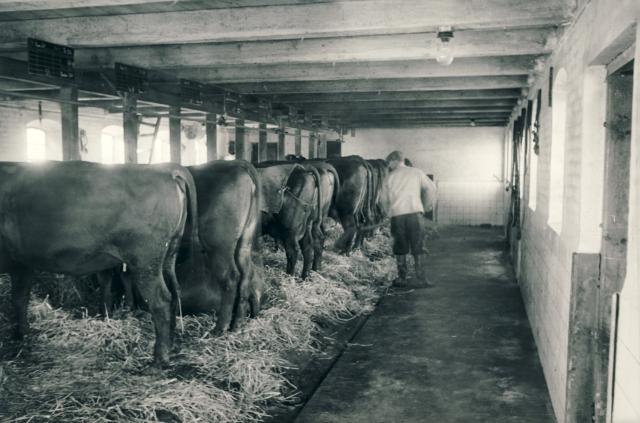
left=0, top=155, right=389, bottom=367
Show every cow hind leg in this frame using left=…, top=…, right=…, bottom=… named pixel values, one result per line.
left=96, top=269, right=114, bottom=317
left=10, top=266, right=33, bottom=340
left=248, top=255, right=264, bottom=318
left=161, top=267, right=180, bottom=343
left=231, top=231, right=259, bottom=330
left=311, top=222, right=324, bottom=271
left=129, top=268, right=173, bottom=367
left=230, top=261, right=250, bottom=332
left=299, top=225, right=314, bottom=279
left=214, top=265, right=240, bottom=336
left=353, top=230, right=365, bottom=250
left=336, top=215, right=357, bottom=255
left=284, top=236, right=299, bottom=276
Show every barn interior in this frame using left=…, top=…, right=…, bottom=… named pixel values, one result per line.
left=0, top=1, right=638, bottom=422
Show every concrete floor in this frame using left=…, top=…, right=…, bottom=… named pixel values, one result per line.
left=295, top=226, right=556, bottom=423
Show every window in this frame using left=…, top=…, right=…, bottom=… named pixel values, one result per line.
left=148, top=131, right=170, bottom=163
left=528, top=96, right=539, bottom=210
left=194, top=137, right=207, bottom=164
left=548, top=68, right=568, bottom=233
left=100, top=132, right=124, bottom=164
left=26, top=128, right=47, bottom=162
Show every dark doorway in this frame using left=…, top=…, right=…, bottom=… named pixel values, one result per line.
left=595, top=59, right=633, bottom=423
left=326, top=140, right=342, bottom=158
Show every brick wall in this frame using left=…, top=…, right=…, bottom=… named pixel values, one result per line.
left=343, top=127, right=506, bottom=225
left=508, top=1, right=640, bottom=421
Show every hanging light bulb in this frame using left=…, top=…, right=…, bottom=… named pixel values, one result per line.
left=436, top=26, right=454, bottom=66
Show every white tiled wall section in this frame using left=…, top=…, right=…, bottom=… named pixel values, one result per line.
left=436, top=181, right=505, bottom=225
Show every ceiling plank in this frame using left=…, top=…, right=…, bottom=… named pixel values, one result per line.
left=273, top=89, right=523, bottom=103
left=162, top=56, right=536, bottom=84
left=347, top=117, right=509, bottom=122
left=0, top=0, right=567, bottom=47
left=69, top=29, right=551, bottom=68
left=302, top=99, right=518, bottom=111
left=220, top=75, right=528, bottom=94
left=339, top=112, right=511, bottom=120
left=351, top=121, right=506, bottom=128
left=314, top=109, right=514, bottom=118
left=0, top=0, right=355, bottom=13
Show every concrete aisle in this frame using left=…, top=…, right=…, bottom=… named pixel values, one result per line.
left=295, top=226, right=556, bottom=423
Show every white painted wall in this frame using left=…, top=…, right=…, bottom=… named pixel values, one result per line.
left=507, top=1, right=640, bottom=421
left=343, top=126, right=506, bottom=225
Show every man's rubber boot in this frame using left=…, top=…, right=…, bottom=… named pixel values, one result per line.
left=414, top=253, right=435, bottom=287
left=393, top=255, right=409, bottom=286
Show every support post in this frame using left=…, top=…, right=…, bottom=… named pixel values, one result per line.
left=258, top=122, right=268, bottom=162
left=235, top=119, right=246, bottom=161
left=60, top=87, right=80, bottom=161
left=295, top=127, right=302, bottom=156
left=318, top=133, right=328, bottom=158
left=308, top=131, right=317, bottom=159
left=122, top=92, right=139, bottom=164
left=277, top=121, right=286, bottom=160
left=169, top=105, right=181, bottom=164
left=206, top=112, right=217, bottom=161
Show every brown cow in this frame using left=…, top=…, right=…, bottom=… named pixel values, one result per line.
left=255, top=162, right=321, bottom=279
left=0, top=161, right=198, bottom=367
left=177, top=160, right=263, bottom=335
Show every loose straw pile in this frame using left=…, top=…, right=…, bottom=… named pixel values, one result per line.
left=0, top=224, right=396, bottom=422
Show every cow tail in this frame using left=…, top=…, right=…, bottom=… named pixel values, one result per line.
left=172, top=167, right=200, bottom=262
left=326, top=164, right=341, bottom=217
left=366, top=161, right=376, bottom=225
left=354, top=166, right=368, bottom=230
left=243, top=161, right=263, bottom=250
left=307, top=166, right=323, bottom=222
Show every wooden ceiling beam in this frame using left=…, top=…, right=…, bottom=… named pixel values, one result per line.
left=220, top=75, right=528, bottom=95
left=68, top=29, right=551, bottom=69
left=315, top=111, right=514, bottom=120
left=272, top=89, right=523, bottom=103
left=348, top=117, right=507, bottom=122
left=302, top=99, right=518, bottom=111
left=0, top=0, right=567, bottom=47
left=340, top=113, right=510, bottom=121
left=0, top=0, right=344, bottom=14
left=352, top=121, right=506, bottom=128
left=162, top=56, right=536, bottom=84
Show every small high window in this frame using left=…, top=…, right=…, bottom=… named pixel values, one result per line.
left=100, top=126, right=125, bottom=164
left=26, top=127, right=47, bottom=162
left=528, top=96, right=539, bottom=211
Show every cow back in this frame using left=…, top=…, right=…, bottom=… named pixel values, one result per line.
left=255, top=163, right=303, bottom=214
left=0, top=161, right=188, bottom=275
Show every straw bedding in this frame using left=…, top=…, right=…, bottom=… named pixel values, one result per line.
left=0, top=223, right=396, bottom=422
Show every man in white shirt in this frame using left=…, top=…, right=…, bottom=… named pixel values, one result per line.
left=382, top=150, right=436, bottom=286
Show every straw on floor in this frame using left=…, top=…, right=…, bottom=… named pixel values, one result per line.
left=0, top=225, right=396, bottom=423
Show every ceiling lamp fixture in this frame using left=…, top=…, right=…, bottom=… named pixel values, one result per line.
left=469, top=119, right=477, bottom=127
left=436, top=26, right=455, bottom=66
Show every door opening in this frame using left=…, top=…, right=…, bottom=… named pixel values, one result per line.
left=594, top=58, right=633, bottom=423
